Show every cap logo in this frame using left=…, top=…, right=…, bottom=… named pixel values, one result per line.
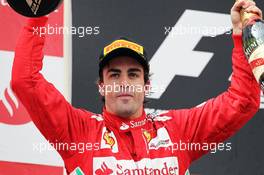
left=103, top=40, right=144, bottom=56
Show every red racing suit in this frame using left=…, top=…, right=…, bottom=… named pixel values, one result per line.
left=11, top=17, right=260, bottom=175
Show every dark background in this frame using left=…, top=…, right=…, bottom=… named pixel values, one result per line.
left=72, top=0, right=264, bottom=174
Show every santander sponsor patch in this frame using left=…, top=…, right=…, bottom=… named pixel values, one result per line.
left=130, top=119, right=147, bottom=128
left=93, top=157, right=179, bottom=175
left=119, top=119, right=148, bottom=131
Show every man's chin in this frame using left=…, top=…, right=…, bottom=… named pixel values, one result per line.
left=115, top=105, right=135, bottom=118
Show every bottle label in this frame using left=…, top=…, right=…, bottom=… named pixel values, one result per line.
left=248, top=44, right=264, bottom=82
left=261, top=79, right=264, bottom=90
left=260, top=74, right=264, bottom=90
left=243, top=20, right=264, bottom=58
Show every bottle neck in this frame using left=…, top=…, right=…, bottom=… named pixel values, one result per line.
left=236, top=0, right=260, bottom=26
left=240, top=9, right=260, bottom=26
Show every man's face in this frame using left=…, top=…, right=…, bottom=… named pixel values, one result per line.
left=100, top=56, right=148, bottom=119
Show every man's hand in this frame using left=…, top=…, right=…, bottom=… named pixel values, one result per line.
left=231, top=0, right=263, bottom=35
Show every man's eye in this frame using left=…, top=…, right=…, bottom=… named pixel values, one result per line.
left=110, top=73, right=119, bottom=78
left=129, top=73, right=139, bottom=78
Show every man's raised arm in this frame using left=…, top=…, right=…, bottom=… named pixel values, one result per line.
left=11, top=17, right=95, bottom=161
left=163, top=0, right=262, bottom=162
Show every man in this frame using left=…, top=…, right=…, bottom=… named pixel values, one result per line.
left=11, top=0, right=262, bottom=174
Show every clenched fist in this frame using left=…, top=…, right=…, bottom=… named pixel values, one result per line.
left=231, top=0, right=262, bottom=34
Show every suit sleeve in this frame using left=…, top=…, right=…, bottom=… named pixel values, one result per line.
left=165, top=34, right=260, bottom=162
left=11, top=17, right=95, bottom=159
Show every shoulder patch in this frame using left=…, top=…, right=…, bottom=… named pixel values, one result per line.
left=91, top=114, right=104, bottom=121
left=147, top=112, right=172, bottom=122
left=196, top=101, right=206, bottom=108
left=153, top=116, right=172, bottom=122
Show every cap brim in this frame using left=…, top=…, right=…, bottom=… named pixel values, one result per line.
left=99, top=48, right=149, bottom=72
left=7, top=0, right=62, bottom=17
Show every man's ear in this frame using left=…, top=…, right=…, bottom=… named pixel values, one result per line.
left=98, top=81, right=105, bottom=96
left=144, top=80, right=151, bottom=96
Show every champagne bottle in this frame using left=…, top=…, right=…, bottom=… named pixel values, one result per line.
left=239, top=0, right=264, bottom=91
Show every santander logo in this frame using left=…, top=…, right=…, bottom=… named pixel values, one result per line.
left=0, top=83, right=31, bottom=125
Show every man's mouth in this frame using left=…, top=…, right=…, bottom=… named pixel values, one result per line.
left=117, top=93, right=133, bottom=98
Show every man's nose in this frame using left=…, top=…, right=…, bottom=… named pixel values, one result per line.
left=119, top=75, right=130, bottom=88
left=120, top=80, right=129, bottom=88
